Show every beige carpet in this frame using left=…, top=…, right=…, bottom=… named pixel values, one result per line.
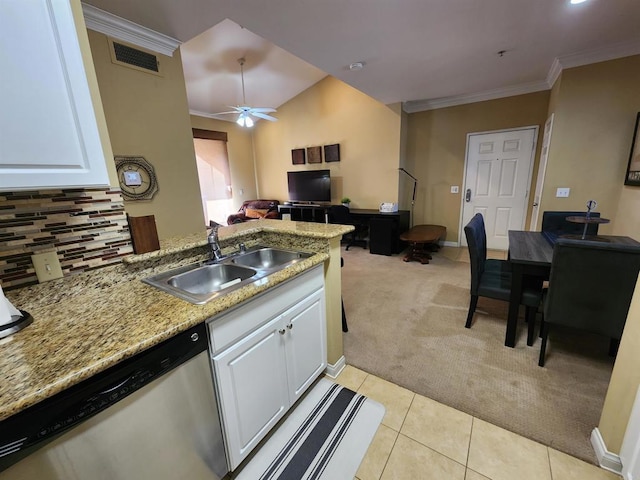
left=341, top=245, right=615, bottom=464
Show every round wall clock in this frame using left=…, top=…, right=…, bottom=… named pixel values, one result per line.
left=114, top=156, right=159, bottom=201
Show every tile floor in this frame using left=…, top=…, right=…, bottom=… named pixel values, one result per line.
left=331, top=366, right=620, bottom=480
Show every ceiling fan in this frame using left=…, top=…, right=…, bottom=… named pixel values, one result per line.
left=215, top=57, right=277, bottom=127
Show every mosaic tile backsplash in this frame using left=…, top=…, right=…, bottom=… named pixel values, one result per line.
left=0, top=188, right=133, bottom=289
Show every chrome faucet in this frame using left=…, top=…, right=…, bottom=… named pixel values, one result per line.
left=207, top=226, right=224, bottom=261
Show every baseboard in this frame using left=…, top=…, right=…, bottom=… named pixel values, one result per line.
left=324, top=356, right=346, bottom=378
left=591, top=428, right=623, bottom=475
left=442, top=240, right=459, bottom=247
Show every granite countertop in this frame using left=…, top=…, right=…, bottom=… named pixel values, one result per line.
left=0, top=219, right=352, bottom=422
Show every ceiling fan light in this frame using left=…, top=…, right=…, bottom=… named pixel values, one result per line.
left=236, top=114, right=254, bottom=128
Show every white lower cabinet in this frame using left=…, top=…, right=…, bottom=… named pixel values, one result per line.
left=209, top=266, right=327, bottom=470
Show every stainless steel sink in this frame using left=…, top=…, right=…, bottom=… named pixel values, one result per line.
left=168, top=264, right=256, bottom=295
left=143, top=246, right=313, bottom=304
left=231, top=247, right=311, bottom=269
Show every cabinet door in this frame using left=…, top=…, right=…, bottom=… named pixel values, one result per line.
left=0, top=0, right=110, bottom=190
left=213, top=316, right=289, bottom=470
left=283, top=289, right=327, bottom=403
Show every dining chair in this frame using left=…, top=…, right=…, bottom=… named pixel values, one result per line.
left=464, top=213, right=542, bottom=345
left=328, top=205, right=367, bottom=250
left=538, top=238, right=640, bottom=366
left=541, top=211, right=600, bottom=244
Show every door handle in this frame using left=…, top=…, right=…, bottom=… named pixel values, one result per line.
left=465, top=189, right=471, bottom=202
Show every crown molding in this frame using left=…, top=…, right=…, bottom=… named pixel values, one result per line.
left=405, top=39, right=640, bottom=113
left=82, top=3, right=180, bottom=57
left=546, top=57, right=563, bottom=88
left=557, top=39, right=640, bottom=71
left=546, top=39, right=640, bottom=89
left=403, top=81, right=549, bottom=113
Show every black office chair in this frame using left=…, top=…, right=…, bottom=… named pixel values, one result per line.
left=328, top=205, right=367, bottom=250
left=538, top=239, right=640, bottom=367
left=464, top=214, right=542, bottom=345
left=541, top=211, right=601, bottom=244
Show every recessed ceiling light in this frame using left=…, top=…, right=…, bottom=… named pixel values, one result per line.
left=349, top=62, right=365, bottom=71
left=570, top=0, right=588, bottom=4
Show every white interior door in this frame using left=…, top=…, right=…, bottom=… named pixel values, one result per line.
left=529, top=114, right=554, bottom=230
left=461, top=127, right=537, bottom=250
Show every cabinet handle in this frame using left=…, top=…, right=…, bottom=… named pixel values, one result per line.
left=279, top=328, right=286, bottom=335
left=287, top=323, right=293, bottom=330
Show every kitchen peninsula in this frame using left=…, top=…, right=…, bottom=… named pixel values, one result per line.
left=0, top=219, right=351, bottom=423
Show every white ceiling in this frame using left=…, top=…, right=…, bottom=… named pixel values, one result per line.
left=84, top=0, right=640, bottom=120
left=179, top=19, right=326, bottom=121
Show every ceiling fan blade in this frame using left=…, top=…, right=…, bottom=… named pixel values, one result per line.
left=249, top=107, right=276, bottom=114
left=252, top=112, right=278, bottom=122
left=214, top=111, right=239, bottom=115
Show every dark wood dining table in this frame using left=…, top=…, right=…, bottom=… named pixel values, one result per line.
left=506, top=231, right=552, bottom=347
left=506, top=231, right=640, bottom=347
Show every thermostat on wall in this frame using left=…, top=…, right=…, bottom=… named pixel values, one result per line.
left=123, top=171, right=142, bottom=186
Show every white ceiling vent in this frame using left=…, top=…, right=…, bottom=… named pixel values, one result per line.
left=108, top=39, right=163, bottom=77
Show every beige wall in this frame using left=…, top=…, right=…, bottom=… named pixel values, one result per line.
left=88, top=31, right=204, bottom=240
left=600, top=275, right=640, bottom=454
left=190, top=115, right=257, bottom=213
left=252, top=76, right=402, bottom=209
left=406, top=92, right=550, bottom=242
left=546, top=55, right=640, bottom=455
left=541, top=56, right=640, bottom=235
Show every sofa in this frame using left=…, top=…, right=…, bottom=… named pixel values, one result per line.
left=226, top=200, right=281, bottom=224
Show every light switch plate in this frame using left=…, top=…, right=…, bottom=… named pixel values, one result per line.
left=32, top=252, right=63, bottom=283
left=556, top=187, right=570, bottom=198
left=451, top=186, right=459, bottom=194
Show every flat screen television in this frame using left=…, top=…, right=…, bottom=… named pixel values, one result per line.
left=287, top=169, right=331, bottom=203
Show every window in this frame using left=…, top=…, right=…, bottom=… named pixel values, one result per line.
left=192, top=129, right=233, bottom=226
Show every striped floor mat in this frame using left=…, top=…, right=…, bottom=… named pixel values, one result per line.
left=234, top=378, right=385, bottom=480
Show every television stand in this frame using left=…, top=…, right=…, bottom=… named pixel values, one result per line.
left=278, top=204, right=327, bottom=223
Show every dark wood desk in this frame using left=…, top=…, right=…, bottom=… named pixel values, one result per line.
left=349, top=209, right=410, bottom=255
left=506, top=231, right=640, bottom=347
left=277, top=205, right=410, bottom=255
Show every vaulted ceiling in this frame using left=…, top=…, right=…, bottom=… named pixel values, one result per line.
left=84, top=0, right=640, bottom=119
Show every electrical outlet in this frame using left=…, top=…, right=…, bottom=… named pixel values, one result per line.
left=451, top=186, right=459, bottom=194
left=556, top=187, right=570, bottom=198
left=32, top=251, right=63, bottom=283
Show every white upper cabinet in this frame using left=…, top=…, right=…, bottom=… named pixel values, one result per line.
left=0, top=0, right=110, bottom=191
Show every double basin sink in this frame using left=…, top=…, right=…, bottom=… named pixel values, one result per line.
left=143, top=246, right=313, bottom=304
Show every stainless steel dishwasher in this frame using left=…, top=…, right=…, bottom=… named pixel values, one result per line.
left=0, top=323, right=228, bottom=479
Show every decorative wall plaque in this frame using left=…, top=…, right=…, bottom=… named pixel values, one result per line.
left=307, top=146, right=322, bottom=164
left=324, top=144, right=340, bottom=162
left=291, top=148, right=306, bottom=165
